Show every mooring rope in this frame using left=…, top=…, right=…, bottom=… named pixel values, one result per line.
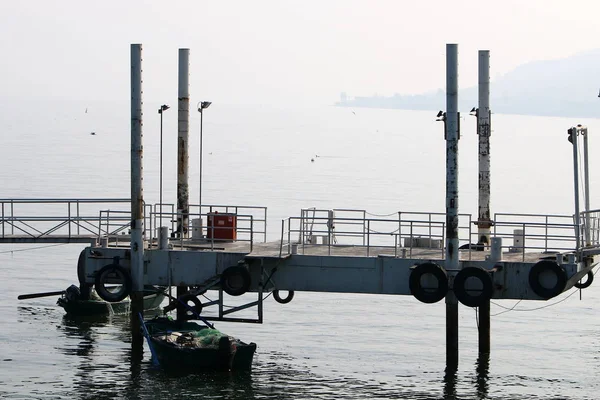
left=485, top=266, right=599, bottom=317
left=0, top=243, right=69, bottom=255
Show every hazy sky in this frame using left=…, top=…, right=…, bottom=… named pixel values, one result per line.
left=2, top=1, right=599, bottom=106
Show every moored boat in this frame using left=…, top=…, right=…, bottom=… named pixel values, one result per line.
left=143, top=316, right=257, bottom=371
left=57, top=284, right=165, bottom=316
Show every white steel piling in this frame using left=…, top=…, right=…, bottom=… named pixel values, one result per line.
left=176, top=48, right=191, bottom=320
left=130, top=43, right=145, bottom=347
left=176, top=48, right=190, bottom=239
left=445, top=43, right=460, bottom=370
left=477, top=50, right=492, bottom=246
left=477, top=49, right=492, bottom=354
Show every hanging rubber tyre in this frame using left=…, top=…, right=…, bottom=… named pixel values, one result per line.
left=273, top=290, right=294, bottom=304
left=180, top=293, right=203, bottom=320
left=221, top=265, right=251, bottom=296
left=409, top=262, right=448, bottom=304
left=528, top=260, right=567, bottom=299
left=574, top=270, right=594, bottom=289
left=94, top=264, right=132, bottom=302
left=453, top=266, right=494, bottom=307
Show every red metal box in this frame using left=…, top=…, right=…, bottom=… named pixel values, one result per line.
left=206, top=212, right=237, bottom=241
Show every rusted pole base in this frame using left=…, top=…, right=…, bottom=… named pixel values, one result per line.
left=446, top=292, right=459, bottom=370
left=130, top=291, right=144, bottom=357
left=176, top=285, right=188, bottom=321
left=478, top=301, right=491, bottom=354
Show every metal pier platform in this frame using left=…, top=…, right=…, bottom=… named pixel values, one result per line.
left=6, top=200, right=598, bottom=323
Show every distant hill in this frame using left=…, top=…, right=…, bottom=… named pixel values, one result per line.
left=337, top=49, right=600, bottom=118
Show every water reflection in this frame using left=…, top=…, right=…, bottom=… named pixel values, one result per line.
left=475, top=353, right=490, bottom=399
left=18, top=305, right=482, bottom=399
left=443, top=364, right=458, bottom=400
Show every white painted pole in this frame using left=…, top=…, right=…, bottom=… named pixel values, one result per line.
left=131, top=44, right=144, bottom=294
left=477, top=50, right=492, bottom=355
left=582, top=127, right=591, bottom=246
left=176, top=48, right=191, bottom=321
left=477, top=50, right=492, bottom=246
left=130, top=43, right=145, bottom=342
left=445, top=43, right=460, bottom=370
left=176, top=49, right=190, bottom=238
left=571, top=127, right=581, bottom=250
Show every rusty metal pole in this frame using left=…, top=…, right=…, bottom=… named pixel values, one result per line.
left=176, top=48, right=190, bottom=320
left=477, top=50, right=491, bottom=247
left=477, top=50, right=491, bottom=354
left=582, top=126, right=591, bottom=246
left=571, top=127, right=581, bottom=250
left=445, top=43, right=460, bottom=370
left=176, top=48, right=190, bottom=239
left=130, top=43, right=145, bottom=348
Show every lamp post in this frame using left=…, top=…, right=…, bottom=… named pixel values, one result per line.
left=197, top=101, right=211, bottom=214
left=158, top=104, right=170, bottom=213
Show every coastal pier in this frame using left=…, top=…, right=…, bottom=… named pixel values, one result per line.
left=6, top=43, right=600, bottom=368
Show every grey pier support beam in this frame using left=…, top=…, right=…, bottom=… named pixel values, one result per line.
left=477, top=50, right=492, bottom=354
left=176, top=48, right=191, bottom=320
left=129, top=43, right=145, bottom=349
left=445, top=43, right=460, bottom=370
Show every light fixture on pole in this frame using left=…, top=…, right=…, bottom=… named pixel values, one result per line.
left=158, top=104, right=170, bottom=213
left=197, top=101, right=212, bottom=214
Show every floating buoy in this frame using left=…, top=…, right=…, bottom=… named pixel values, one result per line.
left=94, top=264, right=132, bottom=302
left=528, top=260, right=567, bottom=299
left=221, top=265, right=251, bottom=296
left=409, top=262, right=448, bottom=304
left=452, top=266, right=494, bottom=307
left=574, top=270, right=594, bottom=289
left=273, top=290, right=294, bottom=304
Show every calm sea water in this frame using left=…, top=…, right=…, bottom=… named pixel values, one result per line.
left=1, top=102, right=600, bottom=399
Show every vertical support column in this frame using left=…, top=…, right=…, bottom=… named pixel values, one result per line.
left=176, top=48, right=191, bottom=320
left=176, top=48, right=190, bottom=238
left=477, top=50, right=492, bottom=246
left=478, top=50, right=491, bottom=354
left=582, top=127, right=591, bottom=246
left=445, top=43, right=460, bottom=370
left=130, top=43, right=145, bottom=347
left=570, top=127, right=581, bottom=250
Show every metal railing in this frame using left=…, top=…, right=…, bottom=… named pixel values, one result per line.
left=580, top=208, right=600, bottom=247
left=285, top=209, right=474, bottom=257
left=0, top=198, right=130, bottom=241
left=280, top=209, right=589, bottom=259
left=0, top=199, right=267, bottom=247
left=491, top=213, right=578, bottom=261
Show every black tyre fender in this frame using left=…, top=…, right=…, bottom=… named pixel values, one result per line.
left=574, top=270, right=594, bottom=289
left=180, top=293, right=203, bottom=320
left=409, top=262, right=448, bottom=304
left=94, top=264, right=132, bottom=302
left=528, top=260, right=567, bottom=299
left=221, top=265, right=251, bottom=296
left=273, top=290, right=295, bottom=304
left=453, top=266, right=494, bottom=307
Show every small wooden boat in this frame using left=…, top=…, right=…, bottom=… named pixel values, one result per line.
left=57, top=284, right=165, bottom=316
left=143, top=316, right=257, bottom=371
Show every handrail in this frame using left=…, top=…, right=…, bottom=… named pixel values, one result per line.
left=280, top=209, right=586, bottom=259
left=0, top=199, right=267, bottom=246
